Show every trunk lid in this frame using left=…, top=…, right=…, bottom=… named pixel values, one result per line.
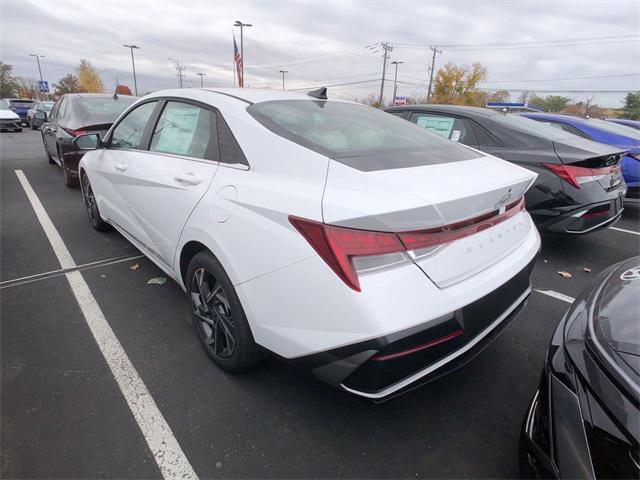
left=322, top=153, right=537, bottom=287
left=552, top=139, right=626, bottom=190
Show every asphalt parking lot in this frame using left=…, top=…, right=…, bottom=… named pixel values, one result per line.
left=1, top=129, right=639, bottom=479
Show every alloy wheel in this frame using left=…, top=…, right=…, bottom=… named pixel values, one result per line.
left=191, top=267, right=236, bottom=359
left=82, top=175, right=98, bottom=224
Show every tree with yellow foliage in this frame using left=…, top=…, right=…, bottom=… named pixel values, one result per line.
left=77, top=59, right=104, bottom=93
left=431, top=62, right=487, bottom=106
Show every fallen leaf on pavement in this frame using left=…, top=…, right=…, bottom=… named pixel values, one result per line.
left=129, top=263, right=140, bottom=271
left=582, top=267, right=592, bottom=273
left=147, top=277, right=167, bottom=285
left=557, top=271, right=572, bottom=278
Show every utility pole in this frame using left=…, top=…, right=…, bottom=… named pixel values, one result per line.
left=426, top=46, right=442, bottom=103
left=123, top=44, right=140, bottom=96
left=196, top=72, right=207, bottom=87
left=29, top=54, right=44, bottom=100
left=279, top=70, right=288, bottom=90
left=234, top=20, right=252, bottom=87
left=378, top=42, right=393, bottom=107
left=168, top=58, right=185, bottom=88
left=391, top=60, right=403, bottom=105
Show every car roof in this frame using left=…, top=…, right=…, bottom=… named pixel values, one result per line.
left=64, top=93, right=137, bottom=100
left=143, top=88, right=353, bottom=105
left=387, top=104, right=498, bottom=117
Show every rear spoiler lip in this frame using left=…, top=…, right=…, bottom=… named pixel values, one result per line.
left=552, top=140, right=627, bottom=166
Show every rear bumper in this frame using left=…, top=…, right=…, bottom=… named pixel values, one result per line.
left=533, top=189, right=625, bottom=234
left=0, top=118, right=22, bottom=129
left=293, top=256, right=535, bottom=401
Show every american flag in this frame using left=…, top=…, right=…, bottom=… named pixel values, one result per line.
left=234, top=34, right=243, bottom=88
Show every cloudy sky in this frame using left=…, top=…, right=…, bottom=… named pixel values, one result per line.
left=2, top=0, right=639, bottom=107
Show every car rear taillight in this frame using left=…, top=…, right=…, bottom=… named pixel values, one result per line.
left=289, top=217, right=405, bottom=291
left=289, top=197, right=525, bottom=292
left=543, top=163, right=619, bottom=189
left=63, top=127, right=88, bottom=137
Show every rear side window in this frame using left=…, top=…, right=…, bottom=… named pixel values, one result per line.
left=216, top=112, right=248, bottom=166
left=410, top=113, right=477, bottom=145
left=57, top=98, right=68, bottom=119
left=9, top=100, right=34, bottom=108
left=110, top=101, right=157, bottom=150
left=149, top=102, right=218, bottom=160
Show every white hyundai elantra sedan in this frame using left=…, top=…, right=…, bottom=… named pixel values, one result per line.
left=76, top=88, right=540, bottom=400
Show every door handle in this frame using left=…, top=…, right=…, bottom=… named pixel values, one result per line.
left=175, top=172, right=203, bottom=185
left=115, top=162, right=129, bottom=172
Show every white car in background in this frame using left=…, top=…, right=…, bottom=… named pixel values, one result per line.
left=0, top=109, right=22, bottom=132
left=76, top=88, right=540, bottom=400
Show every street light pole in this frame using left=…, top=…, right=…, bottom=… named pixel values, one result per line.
left=234, top=20, right=252, bottom=87
left=123, top=44, right=140, bottom=96
left=279, top=70, right=288, bottom=90
left=196, top=72, right=207, bottom=87
left=29, top=54, right=45, bottom=99
left=391, top=61, right=403, bottom=105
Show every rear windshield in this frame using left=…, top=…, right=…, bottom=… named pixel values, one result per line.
left=498, top=113, right=580, bottom=141
left=247, top=100, right=478, bottom=169
left=587, top=118, right=640, bottom=140
left=79, top=96, right=137, bottom=117
left=10, top=100, right=34, bottom=108
left=42, top=102, right=54, bottom=112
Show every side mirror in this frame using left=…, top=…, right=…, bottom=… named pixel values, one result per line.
left=73, top=133, right=101, bottom=151
left=35, top=111, right=47, bottom=121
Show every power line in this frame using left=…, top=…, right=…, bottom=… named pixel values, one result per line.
left=391, top=34, right=639, bottom=49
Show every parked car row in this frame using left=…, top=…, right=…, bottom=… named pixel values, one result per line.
left=13, top=88, right=640, bottom=477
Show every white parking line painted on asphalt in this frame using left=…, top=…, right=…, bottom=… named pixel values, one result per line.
left=609, top=226, right=640, bottom=236
left=534, top=289, right=575, bottom=304
left=14, top=170, right=198, bottom=480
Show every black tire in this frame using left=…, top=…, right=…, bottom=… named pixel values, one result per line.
left=62, top=160, right=79, bottom=188
left=30, top=121, right=37, bottom=130
left=81, top=172, right=110, bottom=231
left=187, top=251, right=263, bottom=372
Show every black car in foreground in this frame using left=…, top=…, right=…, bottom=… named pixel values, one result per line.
left=39, top=93, right=137, bottom=187
left=386, top=105, right=627, bottom=234
left=520, top=256, right=639, bottom=479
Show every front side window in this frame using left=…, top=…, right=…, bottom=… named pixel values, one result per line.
left=150, top=102, right=218, bottom=160
left=110, top=101, right=157, bottom=150
left=410, top=113, right=476, bottom=144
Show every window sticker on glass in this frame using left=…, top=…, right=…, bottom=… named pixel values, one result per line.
left=153, top=105, right=201, bottom=155
left=450, top=129, right=461, bottom=142
left=415, top=116, right=455, bottom=139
